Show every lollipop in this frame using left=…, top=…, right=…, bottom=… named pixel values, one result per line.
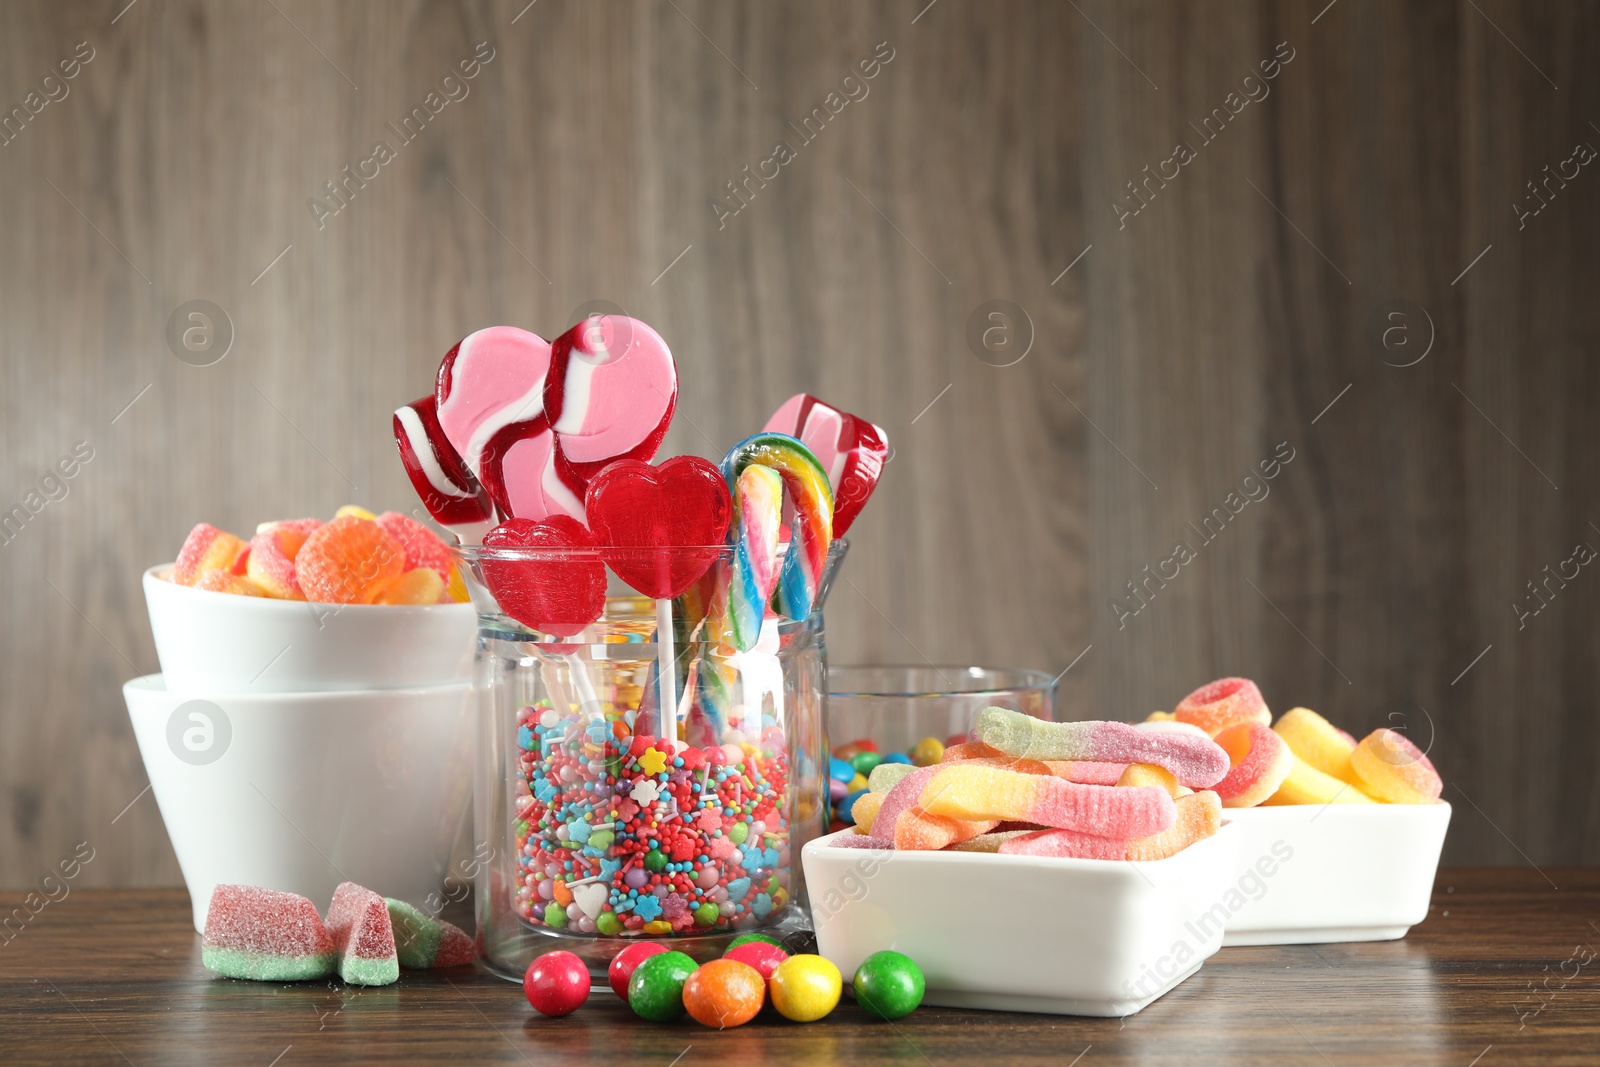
left=392, top=395, right=494, bottom=538
left=719, top=433, right=834, bottom=629
left=763, top=393, right=888, bottom=536
left=545, top=315, right=677, bottom=480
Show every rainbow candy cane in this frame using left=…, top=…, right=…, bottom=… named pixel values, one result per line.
left=721, top=433, right=834, bottom=640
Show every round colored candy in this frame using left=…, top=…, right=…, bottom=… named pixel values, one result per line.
left=724, top=940, right=788, bottom=979
left=849, top=750, right=883, bottom=776
left=768, top=954, right=842, bottom=1022
left=851, top=950, right=924, bottom=1020
left=628, top=950, right=698, bottom=1022
left=1174, top=677, right=1271, bottom=737
left=608, top=942, right=668, bottom=1000
left=726, top=932, right=783, bottom=952
left=910, top=737, right=944, bottom=767
left=523, top=950, right=590, bottom=1017
left=682, top=958, right=766, bottom=1029
left=829, top=758, right=856, bottom=782
left=1350, top=728, right=1443, bottom=804
left=882, top=752, right=912, bottom=765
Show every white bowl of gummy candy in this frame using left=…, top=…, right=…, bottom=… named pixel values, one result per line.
left=144, top=510, right=474, bottom=694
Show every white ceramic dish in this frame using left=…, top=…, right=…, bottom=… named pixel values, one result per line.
left=144, top=564, right=475, bottom=694
left=803, top=822, right=1240, bottom=1016
left=1220, top=803, right=1451, bottom=946
left=125, top=674, right=474, bottom=932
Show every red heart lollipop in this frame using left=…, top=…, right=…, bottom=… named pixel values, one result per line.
left=480, top=516, right=606, bottom=637
left=584, top=456, right=732, bottom=599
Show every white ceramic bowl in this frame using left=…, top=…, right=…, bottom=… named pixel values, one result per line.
left=143, top=564, right=475, bottom=694
left=125, top=674, right=475, bottom=932
left=803, top=822, right=1241, bottom=1016
left=1220, top=803, right=1451, bottom=946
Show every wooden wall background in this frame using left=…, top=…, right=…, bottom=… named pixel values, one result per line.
left=1, top=0, right=1595, bottom=886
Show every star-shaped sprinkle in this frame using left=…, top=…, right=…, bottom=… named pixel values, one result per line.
left=637, top=747, right=669, bottom=776
left=630, top=780, right=660, bottom=805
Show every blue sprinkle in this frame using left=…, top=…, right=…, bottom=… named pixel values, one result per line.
left=633, top=895, right=662, bottom=921
left=751, top=893, right=773, bottom=918
left=726, top=877, right=752, bottom=901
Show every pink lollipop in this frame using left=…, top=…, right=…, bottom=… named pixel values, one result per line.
left=393, top=395, right=494, bottom=533
left=434, top=326, right=553, bottom=484
left=545, top=315, right=676, bottom=478
left=479, top=420, right=587, bottom=522
left=763, top=393, right=888, bottom=536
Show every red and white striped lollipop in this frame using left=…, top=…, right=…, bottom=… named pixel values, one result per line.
left=544, top=315, right=677, bottom=480
left=435, top=325, right=553, bottom=484
left=762, top=393, right=888, bottom=536
left=392, top=395, right=494, bottom=534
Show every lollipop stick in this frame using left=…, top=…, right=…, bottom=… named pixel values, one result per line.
left=655, top=598, right=677, bottom=744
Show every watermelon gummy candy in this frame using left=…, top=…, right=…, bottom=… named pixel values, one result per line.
left=201, top=885, right=336, bottom=981
left=326, top=882, right=400, bottom=986
left=385, top=898, right=476, bottom=969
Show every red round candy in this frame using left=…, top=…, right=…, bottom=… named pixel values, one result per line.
left=608, top=942, right=670, bottom=1000
left=723, top=940, right=788, bottom=980
left=524, top=950, right=591, bottom=1016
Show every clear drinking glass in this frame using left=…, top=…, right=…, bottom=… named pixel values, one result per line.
left=826, top=666, right=1057, bottom=756
left=460, top=541, right=846, bottom=980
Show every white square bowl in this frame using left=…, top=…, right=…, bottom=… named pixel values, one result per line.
left=802, top=822, right=1240, bottom=1016
left=1220, top=803, right=1451, bottom=946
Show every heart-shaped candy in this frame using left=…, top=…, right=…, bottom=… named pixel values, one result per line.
left=763, top=393, right=888, bottom=536
left=546, top=315, right=677, bottom=480
left=435, top=326, right=552, bottom=486
left=479, top=515, right=606, bottom=636
left=584, top=456, right=732, bottom=600
left=478, top=419, right=587, bottom=522
left=570, top=882, right=610, bottom=924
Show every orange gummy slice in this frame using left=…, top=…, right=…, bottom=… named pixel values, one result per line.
left=294, top=516, right=405, bottom=604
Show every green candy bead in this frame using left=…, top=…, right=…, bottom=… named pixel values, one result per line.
left=849, top=750, right=883, bottom=775
left=628, top=951, right=698, bottom=1021
left=852, top=950, right=925, bottom=1020
left=693, top=903, right=719, bottom=927
left=727, top=822, right=750, bottom=845
left=644, top=849, right=667, bottom=872
left=543, top=903, right=567, bottom=929
left=725, top=932, right=782, bottom=952
left=595, top=911, right=622, bottom=935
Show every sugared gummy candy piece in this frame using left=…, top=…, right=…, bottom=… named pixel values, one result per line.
left=201, top=884, right=336, bottom=981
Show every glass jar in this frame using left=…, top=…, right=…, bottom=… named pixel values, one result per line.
left=826, top=666, right=1057, bottom=757
left=460, top=541, right=845, bottom=980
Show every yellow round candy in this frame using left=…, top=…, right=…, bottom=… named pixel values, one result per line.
left=768, top=954, right=842, bottom=1022
left=1272, top=707, right=1358, bottom=783
left=910, top=737, right=945, bottom=767
left=334, top=504, right=377, bottom=520
left=847, top=773, right=870, bottom=792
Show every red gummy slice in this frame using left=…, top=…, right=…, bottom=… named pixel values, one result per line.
left=376, top=510, right=455, bottom=583
left=583, top=456, right=732, bottom=599
left=326, top=882, right=399, bottom=986
left=481, top=515, right=607, bottom=636
left=295, top=516, right=406, bottom=604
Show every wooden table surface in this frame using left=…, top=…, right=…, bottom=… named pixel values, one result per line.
left=3, top=870, right=1598, bottom=1066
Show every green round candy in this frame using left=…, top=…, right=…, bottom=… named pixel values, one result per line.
left=628, top=950, right=698, bottom=1021
left=693, top=903, right=719, bottom=927
left=852, top=950, right=925, bottom=1020
left=849, top=750, right=883, bottom=775
left=727, top=822, right=750, bottom=845
left=644, top=849, right=668, bottom=872
left=595, top=911, right=622, bottom=935
left=724, top=932, right=782, bottom=953
left=543, top=903, right=567, bottom=929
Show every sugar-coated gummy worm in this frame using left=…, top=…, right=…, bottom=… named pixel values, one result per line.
left=918, top=764, right=1176, bottom=838
left=1211, top=721, right=1295, bottom=808
left=1350, top=728, right=1443, bottom=804
left=1272, top=707, right=1359, bottom=784
left=997, top=827, right=1130, bottom=860
left=1173, top=676, right=1271, bottom=736
left=892, top=807, right=996, bottom=850
left=973, top=707, right=1230, bottom=789
left=1126, top=790, right=1222, bottom=861
left=720, top=433, right=833, bottom=623
left=945, top=829, right=1034, bottom=853
left=1262, top=755, right=1377, bottom=805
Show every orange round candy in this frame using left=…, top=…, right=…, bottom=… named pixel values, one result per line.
left=294, top=516, right=405, bottom=604
left=1350, top=728, right=1443, bottom=804
left=681, top=958, right=764, bottom=1029
left=1175, top=677, right=1270, bottom=736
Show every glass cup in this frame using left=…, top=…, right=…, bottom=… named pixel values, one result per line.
left=825, top=666, right=1058, bottom=759
left=460, top=541, right=846, bottom=980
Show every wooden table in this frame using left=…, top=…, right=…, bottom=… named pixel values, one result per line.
left=3, top=871, right=1597, bottom=1066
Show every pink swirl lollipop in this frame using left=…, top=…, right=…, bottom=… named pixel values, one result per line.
left=479, top=421, right=586, bottom=522
left=545, top=315, right=677, bottom=478
left=434, top=325, right=552, bottom=483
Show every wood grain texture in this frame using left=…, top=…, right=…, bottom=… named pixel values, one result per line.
left=2, top=873, right=1599, bottom=1065
left=0, top=0, right=1594, bottom=887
